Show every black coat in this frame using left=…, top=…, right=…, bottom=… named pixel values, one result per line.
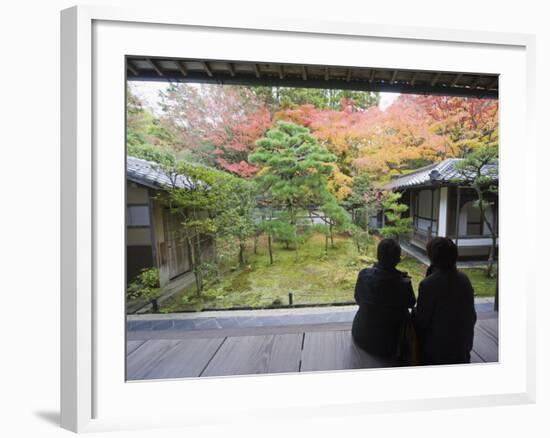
left=352, top=265, right=416, bottom=358
left=413, top=268, right=477, bottom=365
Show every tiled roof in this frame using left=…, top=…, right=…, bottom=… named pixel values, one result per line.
left=126, top=156, right=194, bottom=190
left=383, top=158, right=498, bottom=190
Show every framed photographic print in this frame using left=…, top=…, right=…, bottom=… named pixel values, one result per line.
left=61, top=4, right=536, bottom=433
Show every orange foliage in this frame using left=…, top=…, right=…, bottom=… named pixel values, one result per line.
left=275, top=94, right=498, bottom=182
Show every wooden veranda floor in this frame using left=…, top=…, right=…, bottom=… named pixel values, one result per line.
left=126, top=311, right=498, bottom=380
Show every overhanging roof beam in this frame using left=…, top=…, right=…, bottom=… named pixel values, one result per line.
left=147, top=59, right=164, bottom=77
left=129, top=73, right=497, bottom=98
left=451, top=73, right=462, bottom=86
left=369, top=69, right=375, bottom=83
left=202, top=61, right=213, bottom=77
left=176, top=61, right=188, bottom=77
left=430, top=72, right=441, bottom=87
left=126, top=61, right=138, bottom=76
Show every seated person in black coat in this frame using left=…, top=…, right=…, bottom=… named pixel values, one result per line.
left=413, top=237, right=477, bottom=365
left=352, top=238, right=416, bottom=358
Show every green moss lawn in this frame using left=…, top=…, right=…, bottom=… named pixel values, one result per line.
left=159, top=233, right=496, bottom=313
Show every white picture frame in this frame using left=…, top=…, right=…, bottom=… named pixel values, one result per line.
left=60, top=4, right=536, bottom=433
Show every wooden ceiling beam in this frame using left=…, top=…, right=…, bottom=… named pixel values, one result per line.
left=227, top=62, right=235, bottom=77
left=369, top=69, right=376, bottom=83
left=451, top=73, right=462, bottom=87
left=127, top=58, right=498, bottom=98
left=202, top=61, right=213, bottom=77
left=126, top=61, right=138, bottom=76
left=430, top=72, right=441, bottom=87
left=176, top=61, right=188, bottom=77
left=147, top=58, right=164, bottom=77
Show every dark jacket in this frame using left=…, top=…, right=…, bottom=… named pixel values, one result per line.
left=413, top=268, right=477, bottom=365
left=352, top=264, right=416, bottom=358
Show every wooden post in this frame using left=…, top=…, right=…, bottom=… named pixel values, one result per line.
left=494, top=279, right=499, bottom=311
left=288, top=292, right=293, bottom=306
left=455, top=186, right=461, bottom=247
left=430, top=189, right=435, bottom=237
left=437, top=187, right=448, bottom=237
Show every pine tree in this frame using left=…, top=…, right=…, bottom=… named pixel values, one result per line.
left=454, top=146, right=498, bottom=277
left=250, top=121, right=350, bottom=256
left=379, top=192, right=413, bottom=241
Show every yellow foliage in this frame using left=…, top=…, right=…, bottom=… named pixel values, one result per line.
left=328, top=164, right=353, bottom=200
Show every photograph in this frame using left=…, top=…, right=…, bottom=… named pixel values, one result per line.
left=124, top=58, right=499, bottom=380
left=3, top=0, right=545, bottom=435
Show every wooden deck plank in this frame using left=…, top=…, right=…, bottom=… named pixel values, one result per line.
left=126, top=315, right=499, bottom=380
left=470, top=349, right=485, bottom=363
left=472, top=326, right=498, bottom=363
left=477, top=318, right=498, bottom=341
left=127, top=340, right=146, bottom=355
left=136, top=337, right=226, bottom=380
left=201, top=333, right=302, bottom=377
left=300, top=330, right=395, bottom=372
left=127, top=322, right=352, bottom=341
left=126, top=339, right=180, bottom=380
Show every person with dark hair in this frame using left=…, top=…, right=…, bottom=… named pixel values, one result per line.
left=414, top=237, right=477, bottom=365
left=352, top=238, right=416, bottom=359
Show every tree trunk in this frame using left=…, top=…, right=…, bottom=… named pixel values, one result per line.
left=329, top=222, right=334, bottom=247
left=253, top=234, right=258, bottom=254
left=187, top=236, right=202, bottom=295
left=213, top=236, right=218, bottom=265
left=268, top=234, right=273, bottom=264
left=478, top=193, right=496, bottom=278
left=195, top=234, right=204, bottom=293
left=239, top=241, right=246, bottom=265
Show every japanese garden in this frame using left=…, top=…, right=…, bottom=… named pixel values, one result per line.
left=126, top=80, right=498, bottom=314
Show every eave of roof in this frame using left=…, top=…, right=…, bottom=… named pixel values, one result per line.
left=382, top=158, right=498, bottom=190
left=126, top=57, right=498, bottom=99
left=126, top=155, right=195, bottom=191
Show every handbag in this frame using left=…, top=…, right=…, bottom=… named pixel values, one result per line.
left=396, top=311, right=421, bottom=366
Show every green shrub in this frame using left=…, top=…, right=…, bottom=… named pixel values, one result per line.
left=127, top=267, right=162, bottom=302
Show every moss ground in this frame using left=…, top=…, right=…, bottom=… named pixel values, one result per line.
left=159, top=233, right=496, bottom=313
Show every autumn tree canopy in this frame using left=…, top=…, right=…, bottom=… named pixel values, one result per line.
left=127, top=83, right=498, bottom=193
left=159, top=83, right=272, bottom=177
